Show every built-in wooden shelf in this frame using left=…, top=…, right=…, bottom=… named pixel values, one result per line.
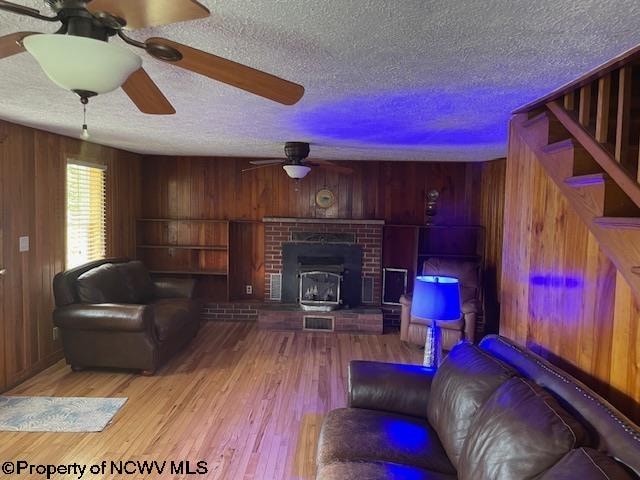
left=137, top=244, right=228, bottom=251
left=136, top=217, right=231, bottom=301
left=382, top=224, right=485, bottom=296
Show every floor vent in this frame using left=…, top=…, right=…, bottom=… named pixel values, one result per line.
left=269, top=273, right=282, bottom=301
left=303, top=315, right=334, bottom=331
left=361, top=277, right=375, bottom=304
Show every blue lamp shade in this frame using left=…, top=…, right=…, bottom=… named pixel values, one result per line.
left=411, top=276, right=461, bottom=321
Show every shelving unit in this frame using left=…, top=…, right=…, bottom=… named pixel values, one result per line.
left=382, top=224, right=485, bottom=295
left=416, top=225, right=484, bottom=275
left=136, top=218, right=230, bottom=301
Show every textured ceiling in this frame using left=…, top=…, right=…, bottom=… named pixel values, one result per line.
left=0, top=0, right=640, bottom=161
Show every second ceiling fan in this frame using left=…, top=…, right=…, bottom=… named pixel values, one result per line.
left=0, top=0, right=305, bottom=114
left=243, top=142, right=354, bottom=179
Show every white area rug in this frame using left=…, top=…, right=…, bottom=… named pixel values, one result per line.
left=0, top=396, right=127, bottom=432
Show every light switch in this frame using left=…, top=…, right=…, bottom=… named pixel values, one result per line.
left=19, top=236, right=29, bottom=252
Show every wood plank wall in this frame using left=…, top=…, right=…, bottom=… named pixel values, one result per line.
left=501, top=122, right=640, bottom=423
left=140, top=156, right=496, bottom=300
left=141, top=156, right=483, bottom=224
left=0, top=121, right=507, bottom=390
left=0, top=120, right=141, bottom=392
left=479, top=159, right=507, bottom=334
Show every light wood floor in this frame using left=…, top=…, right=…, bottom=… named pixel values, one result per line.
left=0, top=322, right=421, bottom=479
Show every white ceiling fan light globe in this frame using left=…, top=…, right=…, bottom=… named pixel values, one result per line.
left=23, top=34, right=142, bottom=95
left=282, top=164, right=311, bottom=179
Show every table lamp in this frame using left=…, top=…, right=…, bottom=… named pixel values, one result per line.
left=411, top=275, right=461, bottom=367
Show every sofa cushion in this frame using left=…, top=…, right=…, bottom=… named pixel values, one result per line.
left=458, top=377, right=589, bottom=480
left=151, top=298, right=198, bottom=341
left=427, top=342, right=516, bottom=467
left=317, top=461, right=456, bottom=480
left=539, top=448, right=634, bottom=480
left=76, top=263, right=130, bottom=304
left=116, top=261, right=155, bottom=303
left=317, top=408, right=455, bottom=475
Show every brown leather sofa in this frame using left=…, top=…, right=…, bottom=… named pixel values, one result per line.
left=400, top=257, right=481, bottom=350
left=53, top=258, right=200, bottom=374
left=316, top=335, right=640, bottom=479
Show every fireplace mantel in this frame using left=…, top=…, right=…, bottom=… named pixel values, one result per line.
left=263, top=217, right=385, bottom=225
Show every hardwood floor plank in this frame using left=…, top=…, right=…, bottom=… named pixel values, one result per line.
left=1, top=322, right=420, bottom=479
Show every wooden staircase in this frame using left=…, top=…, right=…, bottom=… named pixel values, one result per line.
left=513, top=50, right=640, bottom=299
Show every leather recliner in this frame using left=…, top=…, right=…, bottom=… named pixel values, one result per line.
left=53, top=258, right=201, bottom=375
left=400, top=257, right=481, bottom=350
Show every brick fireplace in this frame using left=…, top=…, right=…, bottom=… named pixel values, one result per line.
left=260, top=217, right=384, bottom=334
left=263, top=217, right=384, bottom=305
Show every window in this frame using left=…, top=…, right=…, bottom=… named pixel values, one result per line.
left=66, top=160, right=106, bottom=268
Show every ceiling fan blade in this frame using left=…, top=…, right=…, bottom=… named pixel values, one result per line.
left=0, top=1, right=57, bottom=21
left=242, top=164, right=282, bottom=173
left=145, top=37, right=305, bottom=105
left=312, top=160, right=354, bottom=175
left=0, top=1, right=38, bottom=15
left=249, top=159, right=285, bottom=165
left=121, top=68, right=175, bottom=115
left=87, top=0, right=209, bottom=30
left=0, top=31, right=36, bottom=60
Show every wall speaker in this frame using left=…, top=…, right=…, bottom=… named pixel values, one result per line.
left=382, top=268, right=407, bottom=305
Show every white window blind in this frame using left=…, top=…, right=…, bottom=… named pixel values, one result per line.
left=66, top=160, right=106, bottom=268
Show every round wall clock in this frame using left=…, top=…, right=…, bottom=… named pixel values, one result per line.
left=315, top=189, right=335, bottom=208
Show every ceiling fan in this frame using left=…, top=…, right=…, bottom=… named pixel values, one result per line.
left=0, top=0, right=305, bottom=116
left=242, top=142, right=354, bottom=179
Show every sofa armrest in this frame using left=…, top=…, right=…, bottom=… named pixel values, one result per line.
left=348, top=360, right=435, bottom=418
left=461, top=299, right=481, bottom=343
left=153, top=278, right=196, bottom=299
left=54, top=304, right=152, bottom=332
left=399, top=293, right=412, bottom=307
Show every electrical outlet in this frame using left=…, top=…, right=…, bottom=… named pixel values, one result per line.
left=19, top=236, right=29, bottom=252
left=245, top=285, right=253, bottom=295
left=52, top=326, right=60, bottom=341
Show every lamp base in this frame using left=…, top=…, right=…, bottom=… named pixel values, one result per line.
left=423, top=324, right=442, bottom=368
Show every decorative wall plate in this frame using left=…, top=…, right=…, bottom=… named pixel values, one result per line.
left=315, top=189, right=335, bottom=208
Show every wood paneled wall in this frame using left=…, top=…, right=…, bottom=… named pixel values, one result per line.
left=140, top=156, right=492, bottom=300
left=0, top=120, right=141, bottom=392
left=501, top=121, right=640, bottom=423
left=141, top=156, right=483, bottom=224
left=479, top=158, right=507, bottom=334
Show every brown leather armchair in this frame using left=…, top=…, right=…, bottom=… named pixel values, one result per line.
left=400, top=257, right=481, bottom=350
left=53, top=258, right=201, bottom=375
